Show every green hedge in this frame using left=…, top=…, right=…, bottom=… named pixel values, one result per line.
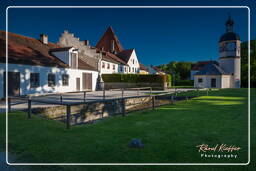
left=174, top=80, right=194, bottom=86
left=102, top=74, right=171, bottom=84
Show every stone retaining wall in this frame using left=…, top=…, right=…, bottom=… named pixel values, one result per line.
left=32, top=96, right=153, bottom=125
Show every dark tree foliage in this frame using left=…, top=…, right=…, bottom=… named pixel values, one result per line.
left=241, top=40, right=256, bottom=88
left=158, top=61, right=192, bottom=84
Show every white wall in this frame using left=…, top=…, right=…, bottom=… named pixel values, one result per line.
left=221, top=75, right=231, bottom=88
left=127, top=50, right=140, bottom=74
left=0, top=63, right=98, bottom=98
left=100, top=60, right=119, bottom=74
left=194, top=75, right=222, bottom=88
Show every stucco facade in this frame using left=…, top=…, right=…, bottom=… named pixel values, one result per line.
left=0, top=63, right=98, bottom=98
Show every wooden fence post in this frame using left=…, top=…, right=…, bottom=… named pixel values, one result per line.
left=121, top=88, right=124, bottom=99
left=83, top=91, right=86, bottom=102
left=152, top=96, right=155, bottom=110
left=60, top=94, right=63, bottom=102
left=8, top=98, right=11, bottom=111
left=28, top=98, right=32, bottom=119
left=66, top=105, right=71, bottom=129
left=122, top=98, right=126, bottom=116
left=103, top=88, right=106, bottom=100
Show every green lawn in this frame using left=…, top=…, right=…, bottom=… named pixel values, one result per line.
left=0, top=88, right=255, bottom=171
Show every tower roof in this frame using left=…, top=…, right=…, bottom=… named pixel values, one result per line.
left=96, top=26, right=124, bottom=53
left=219, top=15, right=240, bottom=42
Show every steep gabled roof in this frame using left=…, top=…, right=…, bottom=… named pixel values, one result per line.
left=96, top=26, right=124, bottom=53
left=101, top=51, right=127, bottom=65
left=195, top=62, right=227, bottom=75
left=0, top=31, right=68, bottom=68
left=117, top=49, right=134, bottom=63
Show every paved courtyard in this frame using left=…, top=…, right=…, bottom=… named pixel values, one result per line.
left=0, top=88, right=196, bottom=113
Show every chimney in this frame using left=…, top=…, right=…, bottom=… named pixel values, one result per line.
left=84, top=40, right=89, bottom=46
left=40, top=34, right=48, bottom=44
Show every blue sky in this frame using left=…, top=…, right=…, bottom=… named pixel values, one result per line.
left=0, top=0, right=255, bottom=66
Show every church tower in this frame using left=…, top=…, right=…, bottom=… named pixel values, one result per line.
left=219, top=15, right=241, bottom=88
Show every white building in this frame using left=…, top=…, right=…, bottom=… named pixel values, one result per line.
left=0, top=31, right=98, bottom=98
left=194, top=16, right=241, bottom=88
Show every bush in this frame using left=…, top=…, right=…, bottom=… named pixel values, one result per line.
left=102, top=74, right=171, bottom=84
left=174, top=80, right=194, bottom=86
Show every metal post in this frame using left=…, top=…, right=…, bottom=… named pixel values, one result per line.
left=121, top=88, right=124, bottom=98
left=152, top=96, right=155, bottom=110
left=8, top=98, right=11, bottom=111
left=122, top=98, right=126, bottom=116
left=171, top=95, right=174, bottom=104
left=28, top=98, right=32, bottom=119
left=150, top=87, right=152, bottom=95
left=207, top=89, right=209, bottom=96
left=66, top=105, right=71, bottom=129
left=83, top=91, right=86, bottom=102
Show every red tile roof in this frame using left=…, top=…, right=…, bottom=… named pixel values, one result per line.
left=101, top=51, right=127, bottom=65
left=78, top=58, right=97, bottom=71
left=117, top=49, right=134, bottom=63
left=139, top=63, right=149, bottom=71
left=0, top=31, right=68, bottom=68
left=96, top=26, right=124, bottom=53
left=49, top=47, right=73, bottom=52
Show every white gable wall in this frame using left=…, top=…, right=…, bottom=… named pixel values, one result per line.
left=127, top=50, right=140, bottom=74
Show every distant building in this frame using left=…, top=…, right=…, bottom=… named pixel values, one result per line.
left=194, top=16, right=241, bottom=88
left=190, top=61, right=218, bottom=80
left=147, top=66, right=166, bottom=75
left=139, top=63, right=149, bottom=74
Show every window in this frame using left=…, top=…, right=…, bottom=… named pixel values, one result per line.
left=198, top=78, right=203, bottom=83
left=48, top=73, right=55, bottom=87
left=120, top=66, right=123, bottom=72
left=71, top=53, right=77, bottom=68
left=107, top=63, right=110, bottom=69
left=132, top=67, right=134, bottom=72
left=113, top=64, right=115, bottom=70
left=62, top=74, right=69, bottom=86
left=129, top=67, right=131, bottom=72
left=133, top=59, right=134, bottom=64
left=30, top=73, right=39, bottom=88
left=125, top=67, right=127, bottom=72
left=102, top=62, right=105, bottom=69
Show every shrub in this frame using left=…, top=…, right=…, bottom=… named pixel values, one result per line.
left=174, top=80, right=194, bottom=86
left=102, top=74, right=171, bottom=84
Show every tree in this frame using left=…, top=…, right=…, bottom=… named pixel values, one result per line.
left=241, top=40, right=256, bottom=87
